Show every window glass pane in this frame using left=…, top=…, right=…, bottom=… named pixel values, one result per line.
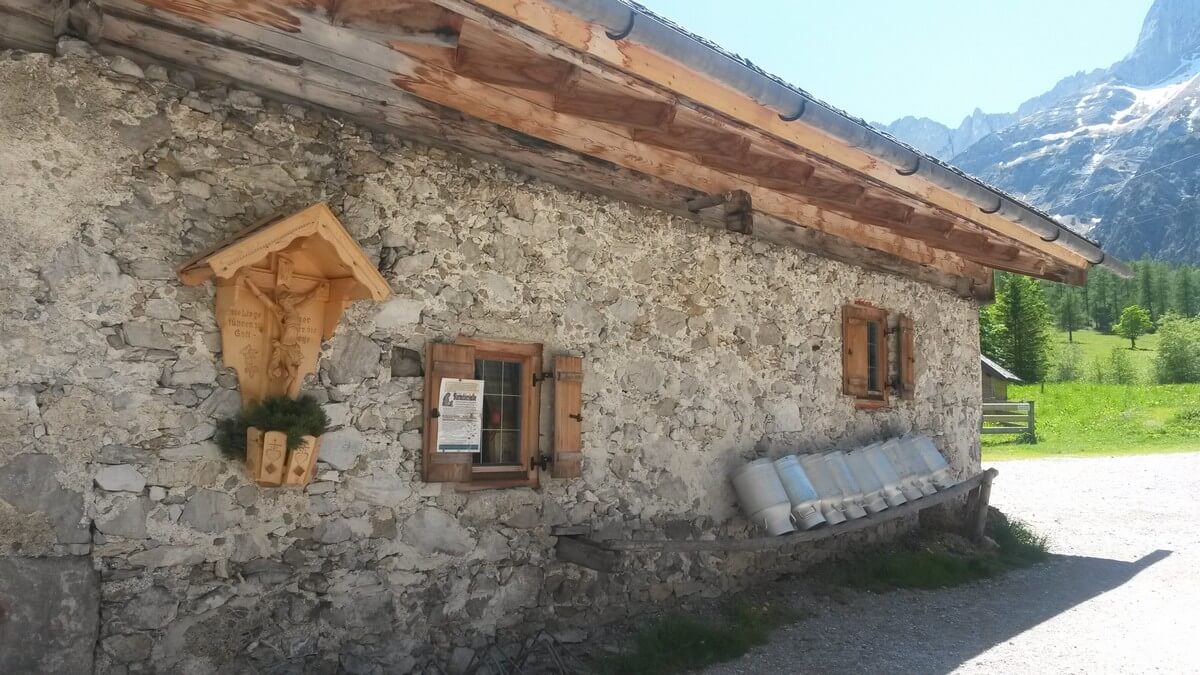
left=501, top=395, right=520, bottom=430
left=503, top=361, right=521, bottom=395
left=494, top=431, right=521, bottom=464
left=867, top=321, right=880, bottom=393
left=474, top=358, right=523, bottom=466
left=482, top=395, right=500, bottom=430
left=482, top=360, right=503, bottom=394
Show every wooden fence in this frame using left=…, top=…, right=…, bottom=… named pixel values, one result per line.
left=982, top=401, right=1035, bottom=435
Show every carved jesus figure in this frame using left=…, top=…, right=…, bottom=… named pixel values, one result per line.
left=240, top=275, right=327, bottom=392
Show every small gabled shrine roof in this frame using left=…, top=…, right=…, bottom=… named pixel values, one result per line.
left=176, top=202, right=391, bottom=302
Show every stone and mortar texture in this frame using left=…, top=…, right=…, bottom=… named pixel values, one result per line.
left=0, top=42, right=982, bottom=673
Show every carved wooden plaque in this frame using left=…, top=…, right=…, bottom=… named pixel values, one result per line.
left=177, top=203, right=392, bottom=406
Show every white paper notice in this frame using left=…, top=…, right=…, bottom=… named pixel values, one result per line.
left=435, top=378, right=484, bottom=453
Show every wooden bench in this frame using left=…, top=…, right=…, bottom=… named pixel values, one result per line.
left=555, top=469, right=998, bottom=571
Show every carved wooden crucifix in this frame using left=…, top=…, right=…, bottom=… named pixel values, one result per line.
left=177, top=203, right=392, bottom=407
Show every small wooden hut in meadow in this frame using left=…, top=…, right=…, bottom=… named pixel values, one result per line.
left=982, top=354, right=1022, bottom=402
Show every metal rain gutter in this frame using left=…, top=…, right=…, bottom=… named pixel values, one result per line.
left=545, top=0, right=1133, bottom=279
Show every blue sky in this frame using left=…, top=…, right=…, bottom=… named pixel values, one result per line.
left=637, top=0, right=1155, bottom=126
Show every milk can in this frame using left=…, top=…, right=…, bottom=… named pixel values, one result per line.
left=730, top=458, right=797, bottom=535
left=773, top=455, right=827, bottom=530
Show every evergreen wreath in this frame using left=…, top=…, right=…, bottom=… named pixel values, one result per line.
left=215, top=395, right=330, bottom=460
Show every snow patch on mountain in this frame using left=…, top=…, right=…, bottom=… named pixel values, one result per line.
left=882, top=0, right=1200, bottom=262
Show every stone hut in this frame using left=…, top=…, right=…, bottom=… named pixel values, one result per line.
left=0, top=1, right=1126, bottom=672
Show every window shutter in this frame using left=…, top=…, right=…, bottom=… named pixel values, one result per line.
left=422, top=341, right=476, bottom=483
left=551, top=355, right=584, bottom=479
left=842, top=306, right=869, bottom=397
left=898, top=315, right=915, bottom=399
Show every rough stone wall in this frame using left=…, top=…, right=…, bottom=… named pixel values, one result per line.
left=0, top=44, right=981, bottom=673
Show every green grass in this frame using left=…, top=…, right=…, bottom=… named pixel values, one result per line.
left=593, top=600, right=798, bottom=675
left=983, top=327, right=1200, bottom=459
left=983, top=382, right=1200, bottom=459
left=1054, top=328, right=1159, bottom=375
left=817, top=514, right=1049, bottom=592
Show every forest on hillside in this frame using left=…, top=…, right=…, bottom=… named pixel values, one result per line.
left=982, top=261, right=1200, bottom=385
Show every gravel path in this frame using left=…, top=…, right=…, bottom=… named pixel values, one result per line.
left=702, top=452, right=1200, bottom=674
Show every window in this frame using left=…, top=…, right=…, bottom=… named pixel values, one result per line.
left=842, top=304, right=915, bottom=407
left=475, top=358, right=524, bottom=466
left=422, top=337, right=585, bottom=490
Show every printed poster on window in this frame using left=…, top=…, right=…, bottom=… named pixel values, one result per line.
left=436, top=378, right=484, bottom=453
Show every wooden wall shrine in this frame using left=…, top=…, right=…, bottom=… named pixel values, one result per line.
left=177, top=203, right=392, bottom=406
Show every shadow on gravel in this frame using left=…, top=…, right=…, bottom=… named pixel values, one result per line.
left=703, top=549, right=1173, bottom=675
left=891, top=548, right=1173, bottom=674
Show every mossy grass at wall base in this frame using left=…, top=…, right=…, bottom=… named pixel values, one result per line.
left=593, top=600, right=798, bottom=675
left=216, top=395, right=329, bottom=487
left=815, top=510, right=1049, bottom=591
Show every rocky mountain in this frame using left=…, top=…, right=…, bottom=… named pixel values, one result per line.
left=881, top=0, right=1200, bottom=264
left=877, top=109, right=1017, bottom=160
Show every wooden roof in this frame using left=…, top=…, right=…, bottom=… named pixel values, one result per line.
left=1, top=0, right=1107, bottom=297
left=981, top=355, right=1022, bottom=383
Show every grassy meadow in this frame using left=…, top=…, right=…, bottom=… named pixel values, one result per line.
left=983, top=328, right=1200, bottom=460
left=1054, top=328, right=1159, bottom=373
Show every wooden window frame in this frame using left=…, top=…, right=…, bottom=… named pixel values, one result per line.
left=451, top=336, right=542, bottom=491
left=843, top=303, right=890, bottom=409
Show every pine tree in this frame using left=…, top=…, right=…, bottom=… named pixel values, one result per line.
left=1178, top=267, right=1197, bottom=318
left=990, top=274, right=1053, bottom=382
left=1058, top=288, right=1083, bottom=342
left=979, top=303, right=1007, bottom=364
left=1091, top=270, right=1115, bottom=333
left=1139, top=260, right=1157, bottom=322
left=1154, top=262, right=1172, bottom=317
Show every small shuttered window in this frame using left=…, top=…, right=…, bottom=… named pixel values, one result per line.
left=422, top=337, right=584, bottom=490
left=842, top=304, right=890, bottom=408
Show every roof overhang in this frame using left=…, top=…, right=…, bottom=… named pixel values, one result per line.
left=0, top=0, right=1128, bottom=296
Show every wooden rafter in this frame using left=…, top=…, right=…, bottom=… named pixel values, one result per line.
left=700, top=153, right=815, bottom=184
left=79, top=9, right=999, bottom=294
left=631, top=124, right=750, bottom=158
left=454, top=20, right=574, bottom=90
left=75, top=0, right=1087, bottom=286
left=90, top=5, right=977, bottom=280
left=553, top=87, right=675, bottom=129
left=424, top=0, right=1092, bottom=273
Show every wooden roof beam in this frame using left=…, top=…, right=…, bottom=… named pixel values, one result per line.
left=553, top=88, right=675, bottom=129
left=631, top=125, right=750, bottom=158
left=79, top=10, right=1000, bottom=297
left=453, top=18, right=574, bottom=91
left=767, top=176, right=865, bottom=205
left=701, top=152, right=815, bottom=185
left=427, top=0, right=1091, bottom=271
left=454, top=45, right=574, bottom=91
left=92, top=3, right=1046, bottom=283
left=782, top=192, right=1035, bottom=267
